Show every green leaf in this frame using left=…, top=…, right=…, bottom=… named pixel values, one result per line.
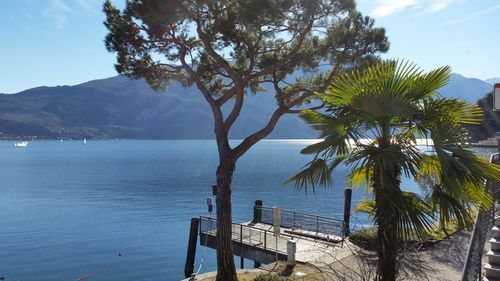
left=354, top=198, right=375, bottom=215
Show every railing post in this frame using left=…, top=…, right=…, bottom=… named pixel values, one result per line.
left=316, top=216, right=319, bottom=234
left=287, top=240, right=297, bottom=266
left=199, top=216, right=202, bottom=235
left=273, top=207, right=281, bottom=235
left=264, top=230, right=267, bottom=250
left=240, top=224, right=244, bottom=269
left=184, top=217, right=199, bottom=278
left=253, top=200, right=263, bottom=223
left=293, top=212, right=296, bottom=229
left=240, top=224, right=243, bottom=244
left=344, top=187, right=352, bottom=237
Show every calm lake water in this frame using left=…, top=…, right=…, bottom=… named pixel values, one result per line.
left=0, top=140, right=494, bottom=281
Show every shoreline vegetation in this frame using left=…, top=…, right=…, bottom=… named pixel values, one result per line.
left=349, top=218, right=468, bottom=250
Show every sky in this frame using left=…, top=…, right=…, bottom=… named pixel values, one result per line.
left=0, top=0, right=499, bottom=93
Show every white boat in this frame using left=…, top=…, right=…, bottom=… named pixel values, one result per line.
left=14, top=141, right=28, bottom=148
left=83, top=138, right=87, bottom=145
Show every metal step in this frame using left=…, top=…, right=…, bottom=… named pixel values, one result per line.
left=485, top=263, right=500, bottom=279
left=488, top=251, right=500, bottom=266
left=495, top=216, right=500, bottom=227
left=491, top=238, right=500, bottom=251
left=484, top=277, right=500, bottom=281
left=494, top=227, right=500, bottom=239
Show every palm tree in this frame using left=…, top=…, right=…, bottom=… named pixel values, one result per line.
left=288, top=60, right=500, bottom=281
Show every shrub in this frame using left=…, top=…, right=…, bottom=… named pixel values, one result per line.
left=253, top=274, right=288, bottom=281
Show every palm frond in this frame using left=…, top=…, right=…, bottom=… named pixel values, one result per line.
left=429, top=185, right=474, bottom=229
left=417, top=155, right=441, bottom=184
left=408, top=65, right=451, bottom=100
left=285, top=158, right=334, bottom=193
left=348, top=165, right=372, bottom=190
left=394, top=191, right=434, bottom=241
left=421, top=98, right=483, bottom=127
left=354, top=198, right=376, bottom=215
left=373, top=190, right=434, bottom=241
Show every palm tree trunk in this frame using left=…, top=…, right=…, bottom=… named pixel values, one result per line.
left=373, top=157, right=400, bottom=280
left=215, top=159, right=237, bottom=281
left=372, top=124, right=400, bottom=281
left=375, top=192, right=398, bottom=281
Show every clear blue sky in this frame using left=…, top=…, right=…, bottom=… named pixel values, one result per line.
left=1, top=0, right=499, bottom=93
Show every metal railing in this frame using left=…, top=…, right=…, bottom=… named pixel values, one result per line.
left=199, top=216, right=289, bottom=254
left=460, top=208, right=493, bottom=281
left=258, top=206, right=345, bottom=238
left=461, top=153, right=499, bottom=281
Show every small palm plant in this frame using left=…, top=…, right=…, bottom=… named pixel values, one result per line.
left=288, top=60, right=500, bottom=281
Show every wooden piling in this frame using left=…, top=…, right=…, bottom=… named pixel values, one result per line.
left=184, top=217, right=200, bottom=278
left=253, top=200, right=263, bottom=223
left=343, top=188, right=352, bottom=237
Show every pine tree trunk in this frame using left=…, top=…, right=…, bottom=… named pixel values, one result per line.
left=215, top=159, right=237, bottom=281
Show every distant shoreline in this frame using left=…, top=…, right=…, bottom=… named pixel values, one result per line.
left=0, top=138, right=323, bottom=141
left=2, top=138, right=496, bottom=146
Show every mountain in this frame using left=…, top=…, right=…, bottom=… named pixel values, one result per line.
left=0, top=76, right=317, bottom=139
left=0, top=72, right=495, bottom=140
left=486, top=78, right=500, bottom=85
left=440, top=75, right=500, bottom=141
left=467, top=92, right=498, bottom=141
left=438, top=73, right=493, bottom=103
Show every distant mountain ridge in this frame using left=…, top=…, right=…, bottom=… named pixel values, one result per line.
left=486, top=78, right=500, bottom=85
left=439, top=73, right=493, bottom=103
left=0, top=72, right=496, bottom=140
left=0, top=76, right=316, bottom=139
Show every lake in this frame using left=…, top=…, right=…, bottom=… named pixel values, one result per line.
left=0, top=140, right=494, bottom=280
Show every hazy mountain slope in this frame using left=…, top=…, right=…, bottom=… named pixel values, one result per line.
left=438, top=73, right=493, bottom=103
left=486, top=78, right=500, bottom=85
left=0, top=76, right=317, bottom=139
left=0, top=72, right=494, bottom=140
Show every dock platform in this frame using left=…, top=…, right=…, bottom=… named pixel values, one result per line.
left=184, top=198, right=352, bottom=278
left=198, top=204, right=346, bottom=265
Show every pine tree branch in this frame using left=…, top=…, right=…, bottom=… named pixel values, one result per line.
left=223, top=87, right=244, bottom=133
left=248, top=17, right=315, bottom=80
left=195, top=18, right=242, bottom=84
left=178, top=47, right=224, bottom=128
left=233, top=108, right=284, bottom=160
